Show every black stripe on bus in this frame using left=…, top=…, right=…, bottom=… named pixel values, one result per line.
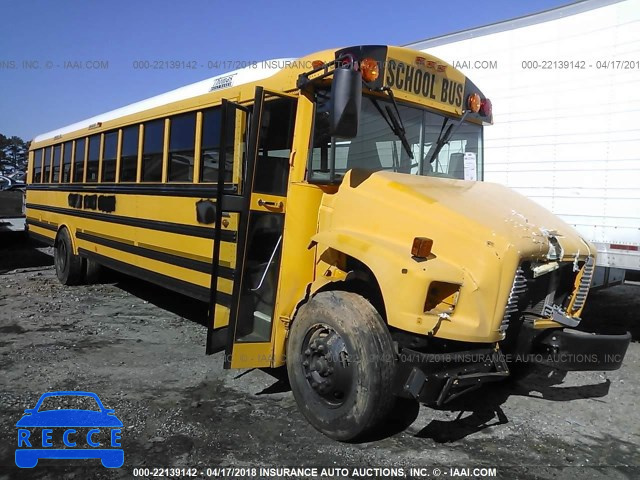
left=28, top=230, right=55, bottom=247
left=76, top=230, right=235, bottom=279
left=27, top=218, right=58, bottom=231
left=27, top=183, right=239, bottom=198
left=26, top=203, right=237, bottom=242
left=78, top=248, right=232, bottom=306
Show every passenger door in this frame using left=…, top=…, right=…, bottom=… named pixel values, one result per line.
left=208, top=87, right=297, bottom=368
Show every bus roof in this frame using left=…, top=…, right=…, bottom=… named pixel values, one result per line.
left=32, top=59, right=293, bottom=143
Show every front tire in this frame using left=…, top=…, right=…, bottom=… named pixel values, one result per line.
left=287, top=291, right=396, bottom=441
left=54, top=227, right=84, bottom=285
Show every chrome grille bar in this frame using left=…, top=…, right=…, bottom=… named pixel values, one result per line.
left=500, top=267, right=527, bottom=333
left=573, top=256, right=595, bottom=311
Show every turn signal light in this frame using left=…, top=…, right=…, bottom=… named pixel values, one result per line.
left=360, top=57, right=379, bottom=82
left=411, top=237, right=433, bottom=258
left=467, top=93, right=481, bottom=113
left=311, top=60, right=324, bottom=69
left=480, top=98, right=492, bottom=117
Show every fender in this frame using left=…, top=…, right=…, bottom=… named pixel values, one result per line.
left=309, top=228, right=464, bottom=334
left=55, top=224, right=79, bottom=255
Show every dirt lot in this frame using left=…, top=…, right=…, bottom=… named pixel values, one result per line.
left=1, top=233, right=639, bottom=480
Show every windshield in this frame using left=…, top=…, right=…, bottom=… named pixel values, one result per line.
left=309, top=91, right=483, bottom=182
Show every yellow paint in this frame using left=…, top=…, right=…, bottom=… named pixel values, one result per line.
left=533, top=319, right=563, bottom=329
left=25, top=44, right=594, bottom=371
left=384, top=47, right=467, bottom=117
left=310, top=170, right=595, bottom=343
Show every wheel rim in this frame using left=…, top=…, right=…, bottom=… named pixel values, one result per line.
left=300, top=323, right=354, bottom=407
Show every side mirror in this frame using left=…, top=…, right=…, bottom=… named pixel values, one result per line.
left=329, top=67, right=362, bottom=139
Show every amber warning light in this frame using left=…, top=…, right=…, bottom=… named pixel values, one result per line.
left=360, top=57, right=379, bottom=82
left=412, top=237, right=434, bottom=258
left=467, top=93, right=481, bottom=113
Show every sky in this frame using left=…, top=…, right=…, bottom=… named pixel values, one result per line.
left=0, top=0, right=577, bottom=141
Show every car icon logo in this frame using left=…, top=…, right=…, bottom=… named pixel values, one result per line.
left=15, top=391, right=124, bottom=468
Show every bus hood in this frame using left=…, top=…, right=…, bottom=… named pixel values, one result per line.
left=320, top=170, right=595, bottom=264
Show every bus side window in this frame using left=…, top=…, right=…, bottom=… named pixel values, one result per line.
left=52, top=145, right=61, bottom=183
left=168, top=112, right=196, bottom=182
left=141, top=119, right=164, bottom=182
left=33, top=149, right=43, bottom=183
left=42, top=147, right=52, bottom=183
left=200, top=107, right=233, bottom=183
left=101, top=131, right=118, bottom=182
left=120, top=126, right=139, bottom=182
left=73, top=138, right=86, bottom=183
left=62, top=141, right=72, bottom=183
left=86, top=135, right=100, bottom=182
left=253, top=98, right=296, bottom=196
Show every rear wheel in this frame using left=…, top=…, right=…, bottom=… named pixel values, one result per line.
left=287, top=290, right=396, bottom=441
left=54, top=227, right=84, bottom=285
left=84, top=257, right=103, bottom=284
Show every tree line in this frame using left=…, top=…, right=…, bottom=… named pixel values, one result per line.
left=0, top=134, right=29, bottom=173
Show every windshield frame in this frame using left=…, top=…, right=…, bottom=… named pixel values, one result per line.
left=306, top=90, right=484, bottom=184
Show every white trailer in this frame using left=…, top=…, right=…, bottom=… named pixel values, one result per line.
left=407, top=0, right=640, bottom=287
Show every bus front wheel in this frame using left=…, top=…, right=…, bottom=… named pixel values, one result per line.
left=54, top=227, right=84, bottom=285
left=286, top=290, right=396, bottom=441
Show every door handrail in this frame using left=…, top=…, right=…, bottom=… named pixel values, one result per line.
left=250, top=234, right=283, bottom=292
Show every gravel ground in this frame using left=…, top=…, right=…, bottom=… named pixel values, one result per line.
left=0, top=233, right=638, bottom=480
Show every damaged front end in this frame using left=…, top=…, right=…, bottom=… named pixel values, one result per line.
left=500, top=254, right=630, bottom=372
left=392, top=252, right=630, bottom=406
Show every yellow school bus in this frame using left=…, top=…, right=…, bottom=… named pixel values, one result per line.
left=26, top=45, right=630, bottom=440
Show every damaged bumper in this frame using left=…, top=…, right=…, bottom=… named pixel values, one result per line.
left=393, top=347, right=509, bottom=406
left=393, top=326, right=631, bottom=405
left=529, top=328, right=631, bottom=371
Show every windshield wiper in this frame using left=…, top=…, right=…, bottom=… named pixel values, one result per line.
left=423, top=111, right=470, bottom=172
left=369, top=88, right=414, bottom=159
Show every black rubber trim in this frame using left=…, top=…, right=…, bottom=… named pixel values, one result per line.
left=76, top=230, right=234, bottom=279
left=78, top=248, right=232, bottom=306
left=26, top=203, right=237, bottom=242
left=28, top=230, right=55, bottom=246
left=27, top=218, right=58, bottom=232
left=26, top=183, right=238, bottom=198
left=533, top=327, right=631, bottom=371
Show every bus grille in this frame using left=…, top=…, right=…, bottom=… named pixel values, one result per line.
left=500, top=267, right=527, bottom=333
left=572, top=257, right=595, bottom=311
